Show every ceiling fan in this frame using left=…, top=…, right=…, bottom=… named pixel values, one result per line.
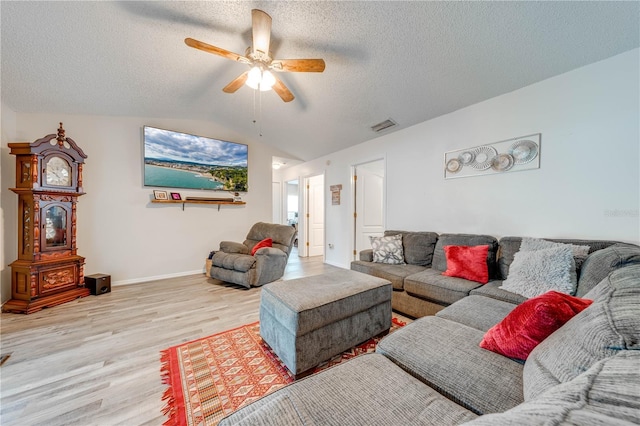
left=185, top=9, right=325, bottom=102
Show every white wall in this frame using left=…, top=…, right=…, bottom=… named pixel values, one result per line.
left=1, top=102, right=19, bottom=301
left=1, top=113, right=282, bottom=302
left=280, top=49, right=640, bottom=269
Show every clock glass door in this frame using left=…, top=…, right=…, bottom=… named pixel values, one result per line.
left=44, top=205, right=68, bottom=248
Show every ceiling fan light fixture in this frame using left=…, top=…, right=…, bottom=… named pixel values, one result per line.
left=246, top=66, right=275, bottom=91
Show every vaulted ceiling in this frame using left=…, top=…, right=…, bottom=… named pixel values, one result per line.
left=2, top=1, right=638, bottom=162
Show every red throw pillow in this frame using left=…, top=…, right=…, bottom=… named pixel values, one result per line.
left=251, top=238, right=272, bottom=256
left=480, top=291, right=593, bottom=360
left=442, top=245, right=490, bottom=284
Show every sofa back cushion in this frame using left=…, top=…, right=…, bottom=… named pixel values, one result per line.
left=432, top=234, right=498, bottom=277
left=496, top=237, right=621, bottom=281
left=522, top=264, right=640, bottom=400
left=384, top=230, right=438, bottom=266
left=245, top=222, right=297, bottom=257
left=577, top=242, right=640, bottom=297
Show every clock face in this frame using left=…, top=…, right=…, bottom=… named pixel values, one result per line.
left=45, top=156, right=71, bottom=186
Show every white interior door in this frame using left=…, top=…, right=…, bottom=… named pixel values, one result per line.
left=272, top=182, right=282, bottom=224
left=306, top=174, right=324, bottom=257
left=354, top=160, right=385, bottom=258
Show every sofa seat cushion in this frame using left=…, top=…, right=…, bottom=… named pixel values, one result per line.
left=464, top=351, right=640, bottom=425
left=377, top=316, right=524, bottom=414
left=350, top=261, right=425, bottom=290
left=404, top=269, right=484, bottom=305
left=470, top=281, right=527, bottom=305
left=219, top=354, right=478, bottom=426
left=384, top=230, right=439, bottom=266
left=523, top=264, right=640, bottom=400
left=212, top=251, right=256, bottom=272
left=432, top=234, right=499, bottom=277
left=436, top=295, right=518, bottom=332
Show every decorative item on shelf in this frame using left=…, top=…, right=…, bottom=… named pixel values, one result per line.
left=170, top=192, right=182, bottom=201
left=444, top=133, right=541, bottom=179
left=4, top=123, right=90, bottom=314
left=233, top=192, right=242, bottom=202
left=153, top=190, right=168, bottom=200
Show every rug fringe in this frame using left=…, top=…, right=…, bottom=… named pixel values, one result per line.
left=392, top=317, right=407, bottom=327
left=160, top=349, right=181, bottom=426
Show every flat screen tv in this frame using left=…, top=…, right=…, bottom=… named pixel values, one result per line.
left=143, top=126, right=248, bottom=192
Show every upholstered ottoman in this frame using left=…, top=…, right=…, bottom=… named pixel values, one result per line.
left=259, top=269, right=392, bottom=375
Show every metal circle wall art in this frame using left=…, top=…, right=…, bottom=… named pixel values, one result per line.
left=469, top=146, right=497, bottom=170
left=444, top=133, right=540, bottom=179
left=446, top=158, right=462, bottom=173
left=491, top=153, right=515, bottom=171
left=458, top=151, right=475, bottom=165
left=509, top=140, right=539, bottom=164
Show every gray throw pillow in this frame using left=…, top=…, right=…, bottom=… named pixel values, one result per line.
left=521, top=237, right=590, bottom=270
left=370, top=234, right=405, bottom=265
left=500, top=245, right=577, bottom=298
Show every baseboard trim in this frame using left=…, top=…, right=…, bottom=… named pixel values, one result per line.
left=324, top=260, right=348, bottom=269
left=112, top=269, right=204, bottom=286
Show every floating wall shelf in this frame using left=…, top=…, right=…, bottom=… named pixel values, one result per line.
left=151, top=199, right=246, bottom=211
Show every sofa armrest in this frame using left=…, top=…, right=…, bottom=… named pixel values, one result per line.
left=359, top=249, right=373, bottom=262
left=220, top=241, right=250, bottom=254
left=255, top=248, right=289, bottom=285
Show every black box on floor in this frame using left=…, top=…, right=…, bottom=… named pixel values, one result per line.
left=85, top=274, right=111, bottom=295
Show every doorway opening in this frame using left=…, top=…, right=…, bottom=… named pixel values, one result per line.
left=286, top=180, right=299, bottom=247
left=303, top=174, right=324, bottom=258
left=353, top=159, right=385, bottom=260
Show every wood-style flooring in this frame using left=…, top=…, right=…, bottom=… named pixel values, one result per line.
left=0, top=252, right=410, bottom=425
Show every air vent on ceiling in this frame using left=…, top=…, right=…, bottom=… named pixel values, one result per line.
left=371, top=118, right=397, bottom=133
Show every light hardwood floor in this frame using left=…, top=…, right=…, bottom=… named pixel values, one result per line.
left=0, top=253, right=410, bottom=425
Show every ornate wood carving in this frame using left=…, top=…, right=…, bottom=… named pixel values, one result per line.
left=42, top=268, right=74, bottom=289
left=71, top=200, right=78, bottom=253
left=33, top=199, right=40, bottom=254
left=31, top=156, right=38, bottom=186
left=22, top=201, right=31, bottom=254
left=21, top=161, right=31, bottom=184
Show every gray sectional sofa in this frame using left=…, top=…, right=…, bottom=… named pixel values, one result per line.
left=351, top=231, right=627, bottom=318
left=218, top=238, right=640, bottom=425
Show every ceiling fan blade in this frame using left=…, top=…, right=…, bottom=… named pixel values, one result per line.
left=252, top=9, right=272, bottom=55
left=272, top=59, right=326, bottom=73
left=185, top=37, right=249, bottom=63
left=272, top=76, right=294, bottom=102
left=223, top=71, right=249, bottom=93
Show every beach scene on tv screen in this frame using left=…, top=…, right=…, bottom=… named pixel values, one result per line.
left=144, top=126, right=248, bottom=192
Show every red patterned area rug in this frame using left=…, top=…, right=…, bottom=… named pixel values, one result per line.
left=161, top=318, right=406, bottom=426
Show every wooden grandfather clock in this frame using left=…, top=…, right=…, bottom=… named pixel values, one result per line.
left=4, top=123, right=89, bottom=314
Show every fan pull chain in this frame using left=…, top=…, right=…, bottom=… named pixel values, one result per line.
left=251, top=87, right=263, bottom=137
left=258, top=88, right=263, bottom=137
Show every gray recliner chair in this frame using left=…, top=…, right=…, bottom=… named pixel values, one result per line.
left=209, top=222, right=297, bottom=288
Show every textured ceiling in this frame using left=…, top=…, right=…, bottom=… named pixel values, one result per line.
left=2, top=1, right=638, bottom=161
